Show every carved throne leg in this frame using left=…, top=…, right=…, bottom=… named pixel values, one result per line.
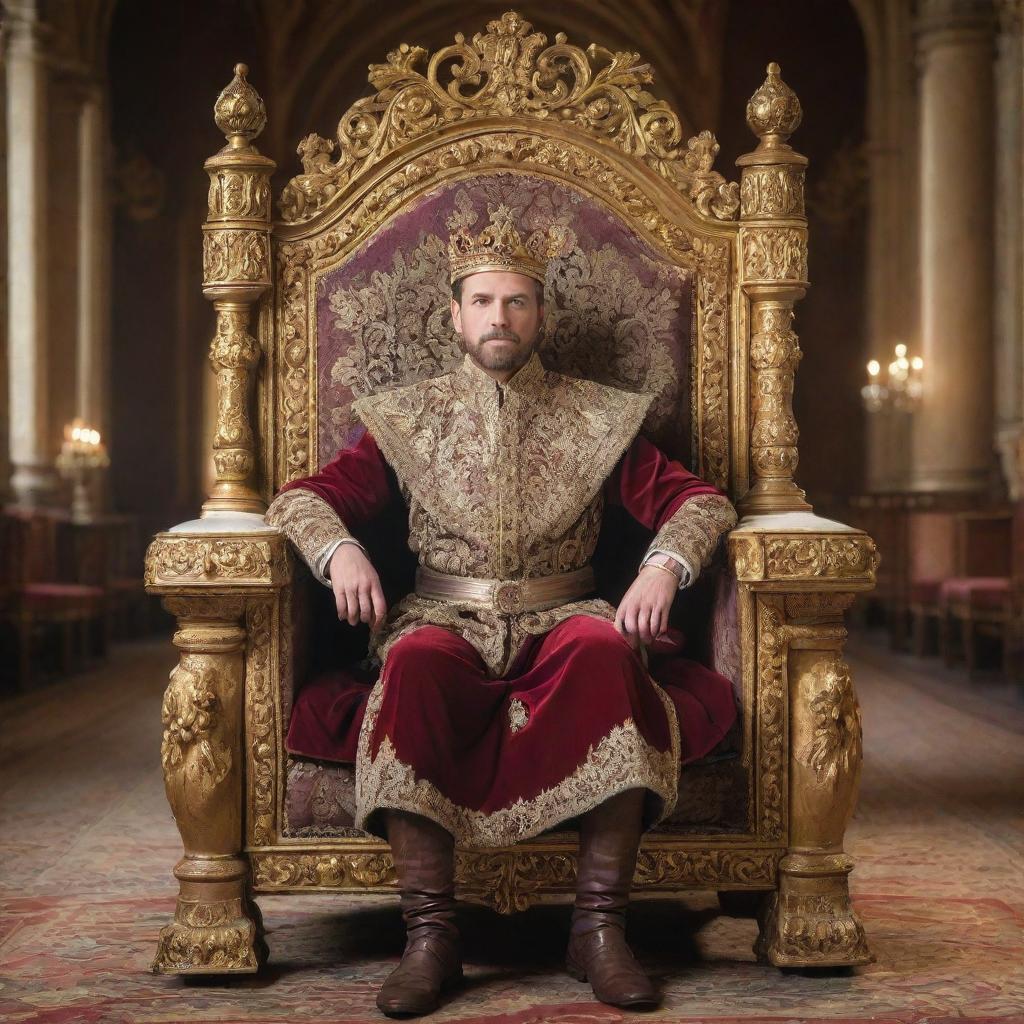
left=756, top=599, right=873, bottom=968
left=152, top=596, right=267, bottom=975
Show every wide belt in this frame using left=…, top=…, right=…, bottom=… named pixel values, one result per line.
left=414, top=564, right=595, bottom=615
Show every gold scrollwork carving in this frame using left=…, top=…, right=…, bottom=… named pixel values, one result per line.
left=152, top=896, right=265, bottom=974
left=278, top=12, right=738, bottom=224
left=213, top=63, right=267, bottom=145
left=145, top=537, right=287, bottom=587
left=635, top=848, right=778, bottom=888
left=757, top=599, right=787, bottom=843
left=746, top=62, right=802, bottom=142
left=740, top=166, right=805, bottom=219
left=245, top=601, right=277, bottom=846
left=456, top=850, right=578, bottom=913
left=250, top=847, right=781, bottom=914
left=731, top=533, right=878, bottom=584
left=208, top=170, right=271, bottom=221
left=203, top=230, right=270, bottom=285
left=756, top=878, right=872, bottom=966
left=764, top=536, right=878, bottom=581
left=742, top=228, right=807, bottom=283
left=251, top=851, right=395, bottom=889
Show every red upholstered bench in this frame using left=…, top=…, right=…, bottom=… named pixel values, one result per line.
left=939, top=576, right=1014, bottom=676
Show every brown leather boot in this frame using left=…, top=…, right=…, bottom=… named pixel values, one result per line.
left=565, top=788, right=660, bottom=1010
left=376, top=810, right=464, bottom=1018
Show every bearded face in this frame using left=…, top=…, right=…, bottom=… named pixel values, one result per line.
left=450, top=270, right=544, bottom=376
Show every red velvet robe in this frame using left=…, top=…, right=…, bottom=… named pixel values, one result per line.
left=281, top=428, right=738, bottom=845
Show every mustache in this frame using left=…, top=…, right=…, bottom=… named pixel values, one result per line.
left=479, top=328, right=521, bottom=343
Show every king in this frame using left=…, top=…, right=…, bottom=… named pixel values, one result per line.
left=266, top=204, right=738, bottom=1016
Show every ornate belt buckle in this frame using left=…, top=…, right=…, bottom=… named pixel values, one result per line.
left=493, top=580, right=525, bottom=614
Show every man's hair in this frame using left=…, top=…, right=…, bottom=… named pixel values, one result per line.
left=451, top=277, right=545, bottom=307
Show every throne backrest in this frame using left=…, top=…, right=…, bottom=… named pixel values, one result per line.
left=250, top=11, right=783, bottom=501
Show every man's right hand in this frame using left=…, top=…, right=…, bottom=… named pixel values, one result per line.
left=328, top=543, right=387, bottom=632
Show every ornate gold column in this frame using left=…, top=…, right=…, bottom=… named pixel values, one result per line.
left=911, top=0, right=997, bottom=493
left=150, top=595, right=267, bottom=973
left=737, top=65, right=812, bottom=515
left=5, top=0, right=58, bottom=506
left=200, top=64, right=274, bottom=517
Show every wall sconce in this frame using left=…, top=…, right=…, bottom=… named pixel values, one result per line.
left=861, top=343, right=924, bottom=414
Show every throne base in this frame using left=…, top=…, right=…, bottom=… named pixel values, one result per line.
left=754, top=852, right=873, bottom=967
left=151, top=893, right=268, bottom=975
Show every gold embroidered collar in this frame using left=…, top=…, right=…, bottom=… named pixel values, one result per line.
left=456, top=348, right=545, bottom=397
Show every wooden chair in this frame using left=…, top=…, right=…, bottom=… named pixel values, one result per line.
left=144, top=14, right=877, bottom=977
left=939, top=509, right=1016, bottom=676
left=0, top=507, right=105, bottom=689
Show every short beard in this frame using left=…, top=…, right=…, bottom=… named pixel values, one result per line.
left=463, top=327, right=533, bottom=372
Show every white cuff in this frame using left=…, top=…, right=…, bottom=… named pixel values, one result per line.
left=315, top=537, right=367, bottom=587
left=641, top=548, right=695, bottom=589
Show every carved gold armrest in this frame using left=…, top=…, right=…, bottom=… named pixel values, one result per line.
left=145, top=530, right=292, bottom=593
left=728, top=512, right=876, bottom=969
left=729, top=513, right=879, bottom=591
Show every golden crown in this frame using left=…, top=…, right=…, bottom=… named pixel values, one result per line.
left=448, top=205, right=557, bottom=286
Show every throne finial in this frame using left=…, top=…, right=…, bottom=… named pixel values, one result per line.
left=745, top=62, right=802, bottom=150
left=214, top=62, right=267, bottom=150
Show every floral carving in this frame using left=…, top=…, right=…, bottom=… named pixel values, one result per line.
left=251, top=848, right=779, bottom=914
left=742, top=228, right=807, bottom=283
left=208, top=170, right=271, bottom=221
left=161, top=659, right=232, bottom=785
left=740, top=166, right=805, bottom=218
left=245, top=602, right=277, bottom=846
left=278, top=12, right=738, bottom=223
left=202, top=230, right=270, bottom=285
left=745, top=62, right=802, bottom=142
left=757, top=599, right=786, bottom=842
left=145, top=537, right=287, bottom=586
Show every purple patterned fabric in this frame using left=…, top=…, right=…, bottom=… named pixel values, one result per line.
left=315, top=172, right=694, bottom=468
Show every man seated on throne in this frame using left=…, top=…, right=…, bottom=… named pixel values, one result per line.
left=266, top=205, right=738, bottom=1017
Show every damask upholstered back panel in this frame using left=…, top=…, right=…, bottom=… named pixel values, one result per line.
left=314, top=172, right=694, bottom=470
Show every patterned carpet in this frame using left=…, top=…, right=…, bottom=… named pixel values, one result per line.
left=1, top=632, right=1022, bottom=1023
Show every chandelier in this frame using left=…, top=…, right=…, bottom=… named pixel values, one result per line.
left=861, top=343, right=924, bottom=413
left=56, top=417, right=110, bottom=523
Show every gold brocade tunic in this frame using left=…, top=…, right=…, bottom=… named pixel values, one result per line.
left=349, top=349, right=655, bottom=679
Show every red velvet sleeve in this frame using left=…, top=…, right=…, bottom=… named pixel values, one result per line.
left=276, top=429, right=399, bottom=529
left=605, top=434, right=725, bottom=531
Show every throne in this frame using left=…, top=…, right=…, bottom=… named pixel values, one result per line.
left=144, top=12, right=878, bottom=976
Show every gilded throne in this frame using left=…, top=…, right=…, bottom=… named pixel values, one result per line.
left=144, top=11, right=878, bottom=975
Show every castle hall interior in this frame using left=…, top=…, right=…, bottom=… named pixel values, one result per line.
left=1, top=1, right=1022, bottom=1022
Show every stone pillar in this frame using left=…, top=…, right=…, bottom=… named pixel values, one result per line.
left=5, top=0, right=58, bottom=506
left=911, top=0, right=998, bottom=493
left=858, top=0, right=920, bottom=492
left=76, top=85, right=108, bottom=435
left=993, top=0, right=1023, bottom=497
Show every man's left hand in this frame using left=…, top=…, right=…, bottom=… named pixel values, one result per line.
left=614, top=560, right=681, bottom=650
